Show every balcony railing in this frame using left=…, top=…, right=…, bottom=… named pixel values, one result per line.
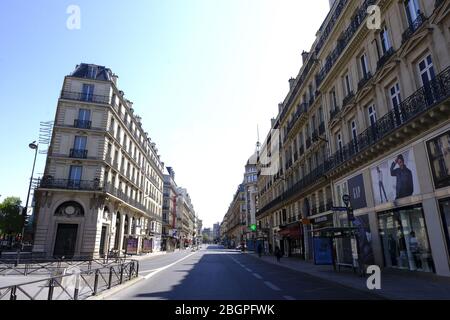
left=312, top=130, right=319, bottom=142
left=74, top=119, right=92, bottom=129
left=402, top=12, right=426, bottom=44
left=330, top=106, right=340, bottom=122
left=316, top=0, right=377, bottom=88
left=60, top=91, right=110, bottom=104
left=286, top=103, right=308, bottom=137
left=342, top=91, right=354, bottom=106
left=37, top=178, right=102, bottom=191
left=257, top=66, right=450, bottom=218
left=357, top=71, right=373, bottom=91
left=377, top=47, right=395, bottom=71
left=294, top=152, right=298, bottom=162
left=299, top=145, right=305, bottom=156
left=69, top=149, right=88, bottom=159
left=306, top=137, right=312, bottom=149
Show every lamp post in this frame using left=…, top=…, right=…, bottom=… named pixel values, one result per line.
left=20, top=141, right=38, bottom=251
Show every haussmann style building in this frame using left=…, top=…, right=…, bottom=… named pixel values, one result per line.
left=255, top=0, right=450, bottom=277
left=32, top=63, right=165, bottom=258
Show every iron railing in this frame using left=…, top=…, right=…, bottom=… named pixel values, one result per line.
left=60, top=91, right=110, bottom=104
left=73, top=119, right=92, bottom=129
left=402, top=12, right=426, bottom=44
left=37, top=178, right=102, bottom=191
left=0, top=259, right=138, bottom=300
left=330, top=106, right=341, bottom=122
left=377, top=47, right=395, bottom=71
left=69, top=148, right=88, bottom=159
left=357, top=71, right=373, bottom=91
left=257, top=66, right=450, bottom=217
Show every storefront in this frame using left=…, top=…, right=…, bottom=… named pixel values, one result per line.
left=439, top=198, right=450, bottom=258
left=378, top=205, right=435, bottom=273
left=278, top=222, right=304, bottom=258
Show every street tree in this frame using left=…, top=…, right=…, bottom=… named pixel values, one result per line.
left=0, top=197, right=23, bottom=236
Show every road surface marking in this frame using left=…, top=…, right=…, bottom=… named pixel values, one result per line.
left=143, top=252, right=197, bottom=280
left=245, top=268, right=253, bottom=272
left=252, top=273, right=263, bottom=279
left=264, top=281, right=281, bottom=291
left=283, top=295, right=295, bottom=300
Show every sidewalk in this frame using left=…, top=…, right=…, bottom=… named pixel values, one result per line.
left=245, top=252, right=450, bottom=300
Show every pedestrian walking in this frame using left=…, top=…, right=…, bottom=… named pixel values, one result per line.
left=257, top=243, right=262, bottom=258
left=275, top=246, right=282, bottom=262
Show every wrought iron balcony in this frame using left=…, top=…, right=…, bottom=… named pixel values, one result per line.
left=402, top=12, right=426, bottom=44
left=69, top=149, right=88, bottom=159
left=318, top=204, right=325, bottom=213
left=330, top=106, right=341, bottom=122
left=357, top=71, right=373, bottom=91
left=306, top=137, right=312, bottom=149
left=74, top=119, right=92, bottom=129
left=299, top=145, right=305, bottom=156
left=326, top=201, right=333, bottom=211
left=294, top=152, right=298, bottom=162
left=311, top=207, right=318, bottom=215
left=60, top=91, right=110, bottom=104
left=286, top=103, right=308, bottom=137
left=312, top=130, right=319, bottom=142
left=377, top=47, right=395, bottom=71
left=316, top=0, right=376, bottom=88
left=257, top=66, right=450, bottom=218
left=342, top=91, right=355, bottom=106
left=37, top=178, right=102, bottom=191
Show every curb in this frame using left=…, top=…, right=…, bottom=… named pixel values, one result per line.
left=86, top=276, right=145, bottom=300
left=243, top=252, right=387, bottom=300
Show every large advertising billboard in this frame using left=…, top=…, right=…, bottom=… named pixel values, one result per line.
left=370, top=148, right=420, bottom=205
left=347, top=174, right=367, bottom=210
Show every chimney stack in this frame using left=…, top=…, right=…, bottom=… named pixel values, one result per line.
left=302, top=51, right=310, bottom=64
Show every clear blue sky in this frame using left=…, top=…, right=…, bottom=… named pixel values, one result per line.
left=0, top=0, right=329, bottom=228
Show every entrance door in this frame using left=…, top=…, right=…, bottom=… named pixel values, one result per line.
left=53, top=224, right=78, bottom=258
left=99, top=226, right=107, bottom=256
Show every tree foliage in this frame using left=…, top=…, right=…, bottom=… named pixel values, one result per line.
left=0, top=197, right=23, bottom=235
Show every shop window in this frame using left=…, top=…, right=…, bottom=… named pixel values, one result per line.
left=378, top=206, right=434, bottom=273
left=426, top=130, right=450, bottom=189
left=439, top=198, right=450, bottom=257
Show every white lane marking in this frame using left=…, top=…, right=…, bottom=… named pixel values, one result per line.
left=143, top=252, right=197, bottom=280
left=245, top=268, right=253, bottom=272
left=264, top=281, right=281, bottom=291
left=252, top=273, right=263, bottom=279
left=284, top=295, right=295, bottom=300
left=139, top=269, right=157, bottom=274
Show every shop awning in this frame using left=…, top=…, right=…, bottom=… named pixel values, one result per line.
left=278, top=224, right=302, bottom=238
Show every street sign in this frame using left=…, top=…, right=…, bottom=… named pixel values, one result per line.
left=342, top=194, right=350, bottom=207
left=332, top=206, right=348, bottom=211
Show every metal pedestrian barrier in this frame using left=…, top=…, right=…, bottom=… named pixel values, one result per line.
left=0, top=259, right=139, bottom=300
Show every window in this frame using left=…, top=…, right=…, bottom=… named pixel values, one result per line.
left=331, top=89, right=337, bottom=109
left=390, top=82, right=403, bottom=123
left=350, top=120, right=358, bottom=141
left=73, top=136, right=87, bottom=150
left=367, top=104, right=377, bottom=126
left=82, top=84, right=94, bottom=102
left=405, top=0, right=420, bottom=25
left=78, top=109, right=90, bottom=121
left=380, top=25, right=391, bottom=54
left=426, top=130, right=450, bottom=189
left=344, top=73, right=352, bottom=96
left=69, top=165, right=83, bottom=187
left=360, top=54, right=369, bottom=78
left=418, top=54, right=435, bottom=86
left=87, top=65, right=98, bottom=79
left=336, top=132, right=343, bottom=151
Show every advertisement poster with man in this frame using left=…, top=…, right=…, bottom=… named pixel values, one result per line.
left=370, top=148, right=420, bottom=205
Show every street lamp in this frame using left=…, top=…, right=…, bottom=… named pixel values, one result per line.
left=20, top=141, right=38, bottom=251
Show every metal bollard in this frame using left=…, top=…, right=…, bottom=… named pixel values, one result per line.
left=135, top=261, right=139, bottom=277
left=129, top=263, right=133, bottom=281
left=48, top=279, right=54, bottom=300
left=93, top=269, right=99, bottom=296
left=10, top=286, right=17, bottom=300
left=108, top=267, right=113, bottom=289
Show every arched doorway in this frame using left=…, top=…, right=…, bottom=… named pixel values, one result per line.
left=53, top=201, right=84, bottom=258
